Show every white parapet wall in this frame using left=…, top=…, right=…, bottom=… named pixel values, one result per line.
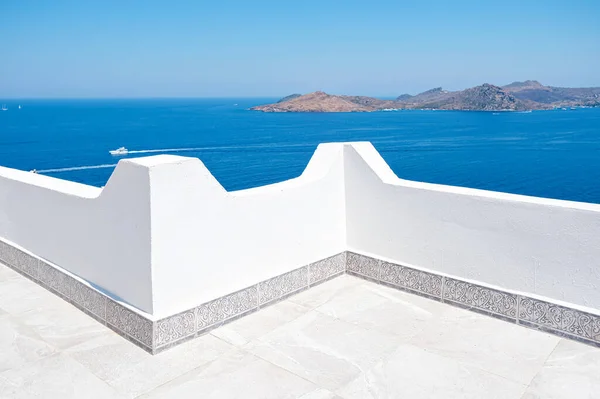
left=0, top=160, right=154, bottom=314
left=0, top=141, right=599, bottom=321
left=147, top=144, right=346, bottom=317
left=344, top=142, right=600, bottom=312
left=0, top=143, right=346, bottom=317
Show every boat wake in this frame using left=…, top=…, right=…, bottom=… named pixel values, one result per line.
left=39, top=143, right=315, bottom=174
left=126, top=143, right=313, bottom=154
left=36, top=164, right=117, bottom=174
left=126, top=146, right=211, bottom=154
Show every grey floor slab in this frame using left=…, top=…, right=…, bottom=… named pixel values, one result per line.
left=137, top=349, right=323, bottom=399
left=521, top=339, right=600, bottom=399
left=1, top=262, right=600, bottom=398
left=0, top=353, right=128, bottom=399
left=211, top=300, right=311, bottom=347
left=14, top=298, right=108, bottom=351
left=336, top=344, right=527, bottom=399
left=246, top=310, right=405, bottom=391
left=288, top=275, right=361, bottom=310
left=408, top=305, right=561, bottom=385
left=314, top=281, right=445, bottom=339
left=66, top=330, right=234, bottom=398
left=0, top=313, right=56, bottom=373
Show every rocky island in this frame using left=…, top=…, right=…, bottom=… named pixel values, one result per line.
left=250, top=81, right=600, bottom=112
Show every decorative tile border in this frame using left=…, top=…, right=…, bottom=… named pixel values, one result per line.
left=0, top=239, right=348, bottom=353
left=259, top=266, right=308, bottom=306
left=518, top=296, right=600, bottom=343
left=152, top=253, right=347, bottom=351
left=155, top=309, right=196, bottom=348
left=2, top=239, right=599, bottom=353
left=347, top=252, right=600, bottom=348
left=38, top=259, right=72, bottom=298
left=347, top=252, right=380, bottom=280
left=309, top=253, right=346, bottom=285
left=70, top=279, right=107, bottom=320
left=380, top=260, right=443, bottom=299
left=197, top=285, right=259, bottom=331
left=443, top=277, right=517, bottom=319
left=106, top=300, right=154, bottom=349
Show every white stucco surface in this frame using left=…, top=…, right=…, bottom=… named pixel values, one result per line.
left=1, top=142, right=599, bottom=317
left=344, top=142, right=600, bottom=311
left=148, top=145, right=346, bottom=316
left=0, top=161, right=153, bottom=313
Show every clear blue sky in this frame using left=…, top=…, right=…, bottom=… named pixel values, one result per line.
left=1, top=0, right=599, bottom=98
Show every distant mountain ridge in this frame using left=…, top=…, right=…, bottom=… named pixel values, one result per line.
left=251, top=81, right=600, bottom=112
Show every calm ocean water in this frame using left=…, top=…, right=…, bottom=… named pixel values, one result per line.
left=1, top=99, right=599, bottom=203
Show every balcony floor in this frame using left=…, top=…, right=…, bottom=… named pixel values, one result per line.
left=1, top=263, right=599, bottom=399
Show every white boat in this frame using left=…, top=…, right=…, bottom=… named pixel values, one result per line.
left=1, top=104, right=7, bottom=111
left=18, top=105, right=21, bottom=110
left=109, top=147, right=129, bottom=155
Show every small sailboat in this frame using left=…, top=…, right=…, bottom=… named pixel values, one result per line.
left=18, top=105, right=21, bottom=110
left=109, top=147, right=129, bottom=155
left=1, top=104, right=7, bottom=111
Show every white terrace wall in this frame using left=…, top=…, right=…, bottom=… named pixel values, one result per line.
left=148, top=144, right=346, bottom=317
left=1, top=141, right=599, bottom=318
left=0, top=160, right=153, bottom=313
left=344, top=142, right=600, bottom=312
left=0, top=144, right=346, bottom=318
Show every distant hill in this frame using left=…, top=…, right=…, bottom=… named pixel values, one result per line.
left=250, top=91, right=379, bottom=112
left=276, top=93, right=302, bottom=103
left=251, top=81, right=600, bottom=112
left=502, top=81, right=600, bottom=106
left=397, top=84, right=531, bottom=111
left=398, top=87, right=451, bottom=103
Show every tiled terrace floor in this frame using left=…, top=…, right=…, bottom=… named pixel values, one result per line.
left=1, top=262, right=599, bottom=399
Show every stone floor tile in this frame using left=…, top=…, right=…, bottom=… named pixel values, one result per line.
left=138, top=349, right=320, bottom=399
left=211, top=300, right=310, bottom=347
left=66, top=331, right=234, bottom=398
left=0, top=314, right=56, bottom=373
left=408, top=305, right=560, bottom=384
left=0, top=264, right=20, bottom=282
left=246, top=310, right=402, bottom=391
left=337, top=344, right=527, bottom=399
left=288, top=275, right=361, bottom=310
left=0, top=353, right=128, bottom=399
left=0, top=275, right=57, bottom=315
left=315, top=281, right=445, bottom=339
left=15, top=297, right=108, bottom=351
left=521, top=339, right=600, bottom=399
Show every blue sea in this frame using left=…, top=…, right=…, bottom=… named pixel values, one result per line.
left=1, top=99, right=599, bottom=204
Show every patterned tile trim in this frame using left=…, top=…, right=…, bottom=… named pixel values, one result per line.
left=70, top=279, right=107, bottom=320
left=349, top=252, right=600, bottom=347
left=106, top=300, right=154, bottom=349
left=519, top=296, right=600, bottom=343
left=3, top=238, right=600, bottom=353
left=347, top=252, right=380, bottom=280
left=196, top=285, right=259, bottom=331
left=258, top=266, right=308, bottom=305
left=309, top=253, right=346, bottom=285
left=2, top=245, right=40, bottom=280
left=380, top=260, right=443, bottom=299
left=443, top=277, right=517, bottom=319
left=155, top=309, right=196, bottom=348
left=38, top=260, right=72, bottom=299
